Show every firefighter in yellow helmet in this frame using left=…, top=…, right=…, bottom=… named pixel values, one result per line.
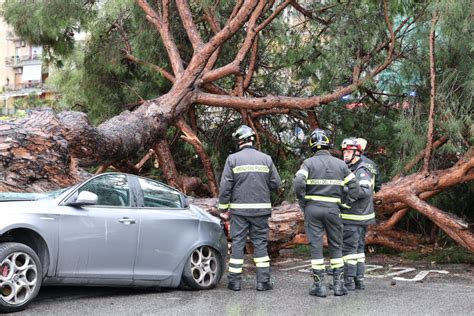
left=294, top=129, right=360, bottom=297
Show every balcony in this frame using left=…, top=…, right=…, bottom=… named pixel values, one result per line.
left=2, top=81, right=52, bottom=97
left=5, top=31, right=21, bottom=41
left=5, top=55, right=42, bottom=67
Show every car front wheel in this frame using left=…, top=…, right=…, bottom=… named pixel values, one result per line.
left=182, top=246, right=222, bottom=290
left=0, top=242, right=43, bottom=313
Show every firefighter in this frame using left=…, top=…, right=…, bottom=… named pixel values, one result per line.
left=294, top=129, right=360, bottom=297
left=340, top=137, right=376, bottom=291
left=356, top=138, right=382, bottom=192
left=218, top=125, right=281, bottom=291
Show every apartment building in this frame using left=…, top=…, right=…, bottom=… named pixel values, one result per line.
left=0, top=6, right=53, bottom=116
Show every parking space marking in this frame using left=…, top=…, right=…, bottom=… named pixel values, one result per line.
left=393, top=270, right=449, bottom=282
left=279, top=261, right=311, bottom=272
left=277, top=262, right=452, bottom=282
left=369, top=267, right=416, bottom=278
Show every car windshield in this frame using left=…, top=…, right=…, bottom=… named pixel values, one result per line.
left=0, top=187, right=70, bottom=201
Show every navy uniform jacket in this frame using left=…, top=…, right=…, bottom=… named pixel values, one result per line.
left=341, top=159, right=376, bottom=225
left=294, top=150, right=360, bottom=210
left=218, top=146, right=281, bottom=216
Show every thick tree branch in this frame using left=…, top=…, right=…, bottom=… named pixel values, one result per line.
left=187, top=105, right=198, bottom=133
left=307, top=110, right=319, bottom=129
left=176, top=0, right=203, bottom=50
left=203, top=0, right=259, bottom=61
left=136, top=0, right=184, bottom=77
left=203, top=7, right=223, bottom=72
left=376, top=147, right=474, bottom=213
left=403, top=195, right=474, bottom=252
left=250, top=108, right=290, bottom=118
left=422, top=12, right=439, bottom=173
left=255, top=0, right=293, bottom=33
left=175, top=119, right=219, bottom=197
left=153, top=138, right=183, bottom=191
left=201, top=0, right=266, bottom=84
left=376, top=209, right=409, bottom=230
left=194, top=81, right=356, bottom=110
left=148, top=0, right=258, bottom=110
left=135, top=149, right=157, bottom=171
left=244, top=36, right=259, bottom=89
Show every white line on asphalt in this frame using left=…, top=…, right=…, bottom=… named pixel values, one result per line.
left=393, top=270, right=449, bottom=282
left=279, top=261, right=312, bottom=271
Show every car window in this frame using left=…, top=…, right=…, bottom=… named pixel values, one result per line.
left=79, top=174, right=130, bottom=207
left=138, top=178, right=182, bottom=208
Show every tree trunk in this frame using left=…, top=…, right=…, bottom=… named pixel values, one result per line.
left=0, top=110, right=87, bottom=192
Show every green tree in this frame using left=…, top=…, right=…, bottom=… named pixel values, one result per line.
left=1, top=0, right=472, bottom=252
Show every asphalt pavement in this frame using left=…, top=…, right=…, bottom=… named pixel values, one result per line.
left=11, top=258, right=474, bottom=316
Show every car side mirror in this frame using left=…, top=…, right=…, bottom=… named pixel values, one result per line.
left=66, top=191, right=98, bottom=207
left=181, top=194, right=190, bottom=208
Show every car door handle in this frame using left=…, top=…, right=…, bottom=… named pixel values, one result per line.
left=119, top=217, right=136, bottom=224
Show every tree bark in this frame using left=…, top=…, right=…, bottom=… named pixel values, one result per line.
left=175, top=119, right=219, bottom=197
left=422, top=12, right=439, bottom=173
left=153, top=139, right=184, bottom=191
left=0, top=110, right=87, bottom=192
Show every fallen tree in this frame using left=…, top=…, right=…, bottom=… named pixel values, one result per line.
left=1, top=1, right=472, bottom=254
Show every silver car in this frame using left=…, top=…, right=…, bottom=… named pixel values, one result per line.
left=0, top=173, right=227, bottom=313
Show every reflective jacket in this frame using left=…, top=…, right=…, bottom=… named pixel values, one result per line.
left=294, top=150, right=360, bottom=209
left=218, top=145, right=281, bottom=216
left=361, top=154, right=382, bottom=192
left=341, top=159, right=376, bottom=225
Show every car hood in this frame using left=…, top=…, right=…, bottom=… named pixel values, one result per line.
left=0, top=199, right=56, bottom=214
left=189, top=204, right=221, bottom=225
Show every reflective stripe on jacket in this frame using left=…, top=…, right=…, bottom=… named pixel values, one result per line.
left=340, top=159, right=376, bottom=225
left=361, top=155, right=381, bottom=192
left=218, top=146, right=281, bottom=216
left=293, top=150, right=360, bottom=209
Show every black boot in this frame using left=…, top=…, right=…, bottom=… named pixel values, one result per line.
left=256, top=266, right=273, bottom=291
left=355, top=276, right=365, bottom=290
left=345, top=276, right=355, bottom=291
left=355, top=262, right=366, bottom=289
left=256, top=282, right=273, bottom=291
left=333, top=268, right=348, bottom=296
left=309, top=269, right=327, bottom=297
left=227, top=273, right=241, bottom=291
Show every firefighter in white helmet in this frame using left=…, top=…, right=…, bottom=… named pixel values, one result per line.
left=340, top=137, right=376, bottom=291
left=218, top=125, right=281, bottom=291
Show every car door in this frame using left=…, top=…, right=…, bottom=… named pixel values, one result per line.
left=56, top=174, right=139, bottom=281
left=132, top=177, right=199, bottom=280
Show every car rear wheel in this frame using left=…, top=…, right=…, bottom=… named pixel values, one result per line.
left=0, top=242, right=43, bottom=313
left=182, top=246, right=222, bottom=290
